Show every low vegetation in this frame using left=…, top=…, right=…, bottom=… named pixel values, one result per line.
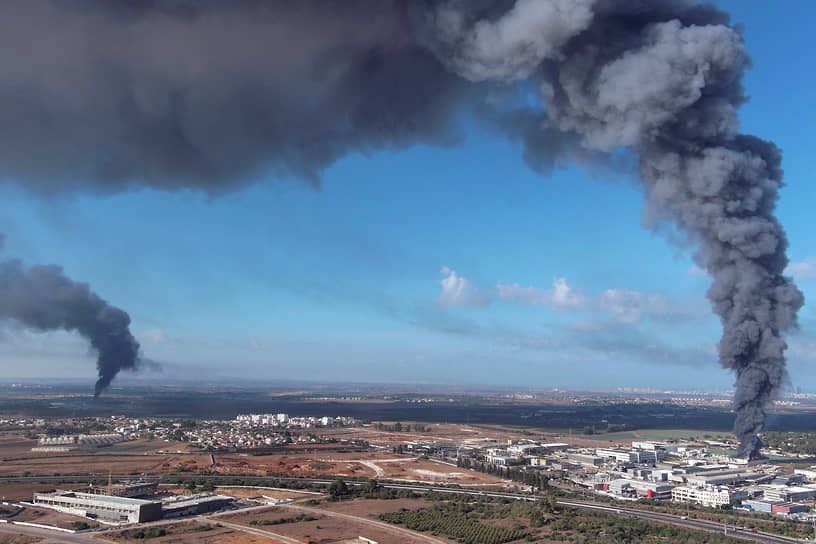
left=127, top=527, right=167, bottom=539
left=249, top=514, right=319, bottom=526
left=381, top=503, right=527, bottom=544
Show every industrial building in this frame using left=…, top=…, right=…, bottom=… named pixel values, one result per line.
left=161, top=494, right=234, bottom=517
left=567, top=453, right=603, bottom=467
left=33, top=490, right=161, bottom=523
left=794, top=467, right=816, bottom=481
left=761, top=485, right=816, bottom=503
left=32, top=433, right=125, bottom=452
left=685, top=469, right=770, bottom=487
left=671, top=486, right=748, bottom=508
left=88, top=480, right=158, bottom=498
left=596, top=448, right=663, bottom=464
left=742, top=499, right=809, bottom=515
left=597, top=478, right=673, bottom=499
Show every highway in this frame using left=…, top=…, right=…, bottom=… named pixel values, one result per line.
left=558, top=499, right=804, bottom=544
left=1, top=475, right=810, bottom=543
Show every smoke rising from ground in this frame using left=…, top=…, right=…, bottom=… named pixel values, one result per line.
left=0, top=258, right=141, bottom=396
left=0, top=0, right=803, bottom=450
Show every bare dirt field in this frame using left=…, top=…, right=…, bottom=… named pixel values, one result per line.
left=214, top=451, right=512, bottom=487
left=0, top=433, right=39, bottom=459
left=103, top=521, right=284, bottom=544
left=0, top=530, right=41, bottom=544
left=219, top=505, right=432, bottom=544
left=316, top=497, right=431, bottom=518
left=0, top=505, right=91, bottom=530
left=0, top=484, right=59, bottom=502
left=0, top=451, right=212, bottom=477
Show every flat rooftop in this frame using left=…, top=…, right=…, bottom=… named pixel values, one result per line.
left=37, top=490, right=155, bottom=506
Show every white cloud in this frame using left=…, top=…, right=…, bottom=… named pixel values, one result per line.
left=496, top=276, right=704, bottom=325
left=598, top=288, right=653, bottom=324
left=139, top=329, right=165, bottom=344
left=686, top=265, right=707, bottom=277
left=496, top=277, right=585, bottom=311
left=437, top=267, right=489, bottom=307
left=786, top=257, right=816, bottom=281
left=597, top=288, right=702, bottom=324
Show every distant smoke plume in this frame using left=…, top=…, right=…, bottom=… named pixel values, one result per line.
left=0, top=258, right=140, bottom=396
left=0, top=0, right=803, bottom=450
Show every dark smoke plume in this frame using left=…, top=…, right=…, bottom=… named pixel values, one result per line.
left=0, top=258, right=140, bottom=396
left=0, top=0, right=803, bottom=452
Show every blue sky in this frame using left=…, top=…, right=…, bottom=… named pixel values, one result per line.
left=0, top=1, right=814, bottom=391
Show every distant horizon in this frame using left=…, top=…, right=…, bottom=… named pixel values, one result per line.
left=7, top=374, right=814, bottom=396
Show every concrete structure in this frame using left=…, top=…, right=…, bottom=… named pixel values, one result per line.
left=632, top=441, right=667, bottom=451
left=794, top=468, right=816, bottom=481
left=568, top=453, right=603, bottom=467
left=671, top=486, right=748, bottom=508
left=161, top=494, right=234, bottom=518
left=743, top=499, right=776, bottom=513
left=540, top=443, right=569, bottom=450
left=33, top=490, right=161, bottom=523
left=596, top=448, right=663, bottom=464
left=602, top=478, right=672, bottom=499
left=88, top=480, right=158, bottom=498
left=761, top=485, right=816, bottom=503
left=686, top=469, right=758, bottom=487
left=771, top=502, right=809, bottom=515
left=486, top=454, right=518, bottom=466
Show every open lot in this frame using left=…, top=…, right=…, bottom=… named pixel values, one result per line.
left=214, top=450, right=512, bottom=487
left=218, top=505, right=435, bottom=544
left=0, top=449, right=212, bottom=477
left=0, top=505, right=92, bottom=531
left=0, top=484, right=60, bottom=502
left=0, top=530, right=41, bottom=544
left=103, top=520, right=285, bottom=544
left=316, top=497, right=434, bottom=518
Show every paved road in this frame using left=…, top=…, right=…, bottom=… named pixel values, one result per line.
left=559, top=499, right=803, bottom=544
left=280, top=502, right=449, bottom=544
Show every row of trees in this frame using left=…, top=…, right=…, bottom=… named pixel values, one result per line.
left=374, top=422, right=429, bottom=433
left=457, top=456, right=550, bottom=491
left=380, top=504, right=528, bottom=544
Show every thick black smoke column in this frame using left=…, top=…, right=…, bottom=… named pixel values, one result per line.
left=0, top=1, right=803, bottom=452
left=0, top=257, right=140, bottom=396
left=429, top=1, right=805, bottom=458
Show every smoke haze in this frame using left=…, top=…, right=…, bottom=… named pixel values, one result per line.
left=0, top=0, right=803, bottom=451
